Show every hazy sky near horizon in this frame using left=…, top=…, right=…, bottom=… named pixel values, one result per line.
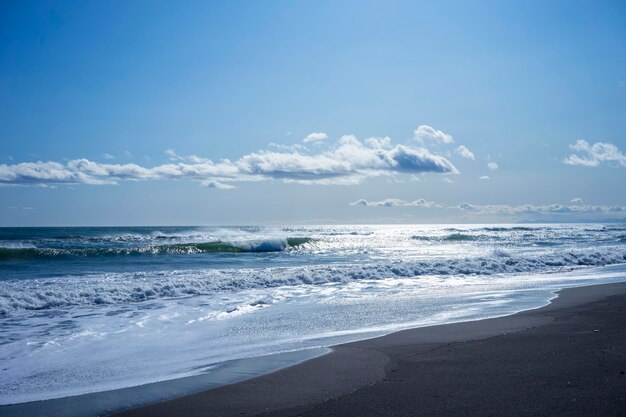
left=1, top=0, right=625, bottom=225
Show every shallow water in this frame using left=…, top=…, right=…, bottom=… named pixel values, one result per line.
left=1, top=224, right=626, bottom=404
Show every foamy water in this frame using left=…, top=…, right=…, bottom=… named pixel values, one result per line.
left=1, top=224, right=626, bottom=404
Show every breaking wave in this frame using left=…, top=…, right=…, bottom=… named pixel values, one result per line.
left=0, top=237, right=314, bottom=260
left=411, top=233, right=487, bottom=242
left=2, top=246, right=625, bottom=315
left=481, top=226, right=535, bottom=232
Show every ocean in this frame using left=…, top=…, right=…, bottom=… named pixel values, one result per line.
left=1, top=224, right=626, bottom=405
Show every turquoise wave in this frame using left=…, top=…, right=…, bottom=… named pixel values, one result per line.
left=0, top=237, right=314, bottom=260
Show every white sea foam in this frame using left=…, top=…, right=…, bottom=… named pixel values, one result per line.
left=1, top=245, right=626, bottom=314
left=0, top=241, right=37, bottom=249
left=2, top=264, right=626, bottom=404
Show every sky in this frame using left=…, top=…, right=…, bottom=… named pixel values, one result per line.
left=1, top=0, right=625, bottom=226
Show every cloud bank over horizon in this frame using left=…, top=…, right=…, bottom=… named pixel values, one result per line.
left=0, top=132, right=460, bottom=188
left=3, top=122, right=625, bottom=223
left=351, top=198, right=441, bottom=208
left=351, top=198, right=626, bottom=220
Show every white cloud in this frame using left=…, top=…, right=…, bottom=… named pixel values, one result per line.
left=103, top=153, right=115, bottom=160
left=165, top=149, right=183, bottom=161
left=267, top=143, right=306, bottom=152
left=350, top=198, right=440, bottom=207
left=456, top=202, right=626, bottom=215
left=487, top=162, right=498, bottom=170
left=455, top=145, right=475, bottom=160
left=479, top=176, right=490, bottom=180
left=563, top=140, right=626, bottom=168
left=365, top=136, right=392, bottom=149
left=303, top=132, right=328, bottom=143
left=414, top=125, right=453, bottom=144
left=443, top=177, right=454, bottom=183
left=352, top=198, right=626, bottom=218
left=7, top=205, right=34, bottom=210
left=570, top=197, right=583, bottom=204
left=201, top=180, right=237, bottom=190
left=0, top=134, right=458, bottom=187
left=0, top=161, right=110, bottom=185
left=236, top=138, right=458, bottom=183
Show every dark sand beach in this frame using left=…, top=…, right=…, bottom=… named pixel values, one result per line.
left=111, top=282, right=626, bottom=417
left=4, top=1, right=626, bottom=415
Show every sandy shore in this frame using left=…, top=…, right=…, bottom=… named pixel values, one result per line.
left=110, top=282, right=626, bottom=417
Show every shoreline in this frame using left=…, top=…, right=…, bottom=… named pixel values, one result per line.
left=113, top=281, right=626, bottom=417
left=0, top=347, right=329, bottom=417
left=3, top=280, right=625, bottom=417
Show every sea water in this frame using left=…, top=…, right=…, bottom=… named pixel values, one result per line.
left=1, top=224, right=626, bottom=404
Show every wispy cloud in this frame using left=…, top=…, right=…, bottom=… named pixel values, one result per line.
left=487, top=162, right=498, bottom=170
left=0, top=134, right=458, bottom=188
left=456, top=202, right=626, bottom=215
left=563, top=140, right=626, bottom=168
left=350, top=198, right=440, bottom=207
left=7, top=205, right=34, bottom=210
left=479, top=175, right=490, bottom=180
left=414, top=125, right=453, bottom=144
left=351, top=198, right=626, bottom=218
left=455, top=145, right=475, bottom=160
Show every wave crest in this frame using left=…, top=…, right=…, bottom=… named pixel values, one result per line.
left=0, top=237, right=314, bottom=260
left=411, top=233, right=485, bottom=242
left=2, top=246, right=625, bottom=315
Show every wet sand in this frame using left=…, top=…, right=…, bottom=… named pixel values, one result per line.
left=114, top=282, right=626, bottom=417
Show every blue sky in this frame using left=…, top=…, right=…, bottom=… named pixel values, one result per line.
left=1, top=0, right=625, bottom=225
